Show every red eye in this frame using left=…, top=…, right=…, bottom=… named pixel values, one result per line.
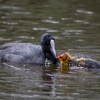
left=46, top=42, right=49, bottom=44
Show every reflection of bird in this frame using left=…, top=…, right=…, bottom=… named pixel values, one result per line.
left=57, top=52, right=100, bottom=72
left=0, top=33, right=58, bottom=64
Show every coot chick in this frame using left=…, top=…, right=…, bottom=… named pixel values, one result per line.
left=57, top=52, right=100, bottom=69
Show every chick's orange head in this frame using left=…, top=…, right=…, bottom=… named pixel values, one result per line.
left=57, top=52, right=72, bottom=65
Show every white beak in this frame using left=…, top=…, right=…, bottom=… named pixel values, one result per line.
left=50, top=39, right=56, bottom=57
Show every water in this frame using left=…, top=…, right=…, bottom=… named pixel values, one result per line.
left=0, top=0, right=100, bottom=100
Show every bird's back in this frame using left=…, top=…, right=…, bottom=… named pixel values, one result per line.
left=0, top=43, right=45, bottom=64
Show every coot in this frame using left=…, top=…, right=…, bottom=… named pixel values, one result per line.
left=0, top=33, right=58, bottom=65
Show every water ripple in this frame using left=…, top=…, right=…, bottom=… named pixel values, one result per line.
left=17, top=36, right=34, bottom=39
left=0, top=37, right=11, bottom=41
left=33, top=28, right=49, bottom=31
left=74, top=20, right=89, bottom=24
left=77, top=9, right=94, bottom=15
left=42, top=20, right=59, bottom=24
left=1, top=21, right=18, bottom=25
left=0, top=6, right=23, bottom=10
left=62, top=30, right=84, bottom=35
left=33, top=28, right=58, bottom=33
left=13, top=11, right=31, bottom=15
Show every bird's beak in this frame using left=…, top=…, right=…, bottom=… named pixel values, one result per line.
left=50, top=39, right=56, bottom=57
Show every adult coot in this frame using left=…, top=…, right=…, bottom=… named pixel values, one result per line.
left=0, top=33, right=58, bottom=65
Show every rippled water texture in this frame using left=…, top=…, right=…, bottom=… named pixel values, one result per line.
left=0, top=0, right=100, bottom=100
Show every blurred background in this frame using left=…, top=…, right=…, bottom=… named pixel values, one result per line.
left=0, top=0, right=100, bottom=100
left=0, top=0, right=100, bottom=58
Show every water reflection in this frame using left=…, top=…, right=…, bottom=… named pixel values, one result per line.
left=0, top=0, right=100, bottom=99
left=42, top=66, right=58, bottom=96
left=0, top=63, right=58, bottom=99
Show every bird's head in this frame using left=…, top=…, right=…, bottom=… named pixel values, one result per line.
left=57, top=52, right=73, bottom=73
left=57, top=52, right=73, bottom=67
left=41, top=33, right=58, bottom=64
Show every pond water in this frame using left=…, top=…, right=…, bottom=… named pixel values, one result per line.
left=0, top=0, right=100, bottom=100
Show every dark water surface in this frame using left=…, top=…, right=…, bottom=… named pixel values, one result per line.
left=0, top=0, right=100, bottom=100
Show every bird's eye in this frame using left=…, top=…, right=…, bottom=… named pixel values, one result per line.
left=46, top=41, right=50, bottom=44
